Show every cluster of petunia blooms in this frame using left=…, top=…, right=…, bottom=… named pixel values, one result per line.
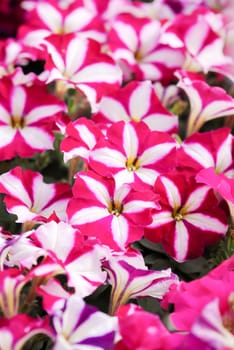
left=0, top=0, right=233, bottom=349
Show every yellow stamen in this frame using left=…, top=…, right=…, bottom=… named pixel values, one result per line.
left=125, top=157, right=140, bottom=172
left=10, top=116, right=25, bottom=129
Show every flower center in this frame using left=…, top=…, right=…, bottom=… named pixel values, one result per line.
left=125, top=157, right=140, bottom=172
left=223, top=293, right=234, bottom=334
left=222, top=312, right=234, bottom=334
left=108, top=200, right=123, bottom=217
left=134, top=49, right=143, bottom=62
left=173, top=212, right=183, bottom=221
left=10, top=116, right=25, bottom=129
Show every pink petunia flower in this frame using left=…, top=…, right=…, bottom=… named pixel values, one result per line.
left=0, top=268, right=29, bottom=318
left=164, top=255, right=234, bottom=349
left=163, top=7, right=231, bottom=74
left=60, top=117, right=103, bottom=164
left=0, top=314, right=53, bottom=350
left=0, top=167, right=72, bottom=223
left=177, top=127, right=234, bottom=177
left=18, top=0, right=106, bottom=45
left=0, top=75, right=65, bottom=160
left=145, top=173, right=228, bottom=262
left=93, top=80, right=178, bottom=134
left=67, top=170, right=159, bottom=250
left=196, top=167, right=234, bottom=223
left=176, top=71, right=234, bottom=136
left=107, top=13, right=185, bottom=82
left=29, top=220, right=108, bottom=297
left=43, top=33, right=122, bottom=110
left=89, top=120, right=177, bottom=188
left=115, top=303, right=175, bottom=350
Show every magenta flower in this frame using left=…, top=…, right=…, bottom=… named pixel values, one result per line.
left=164, top=8, right=231, bottom=74
left=67, top=171, right=159, bottom=250
left=0, top=314, right=53, bottom=350
left=93, top=80, right=178, bottom=134
left=60, top=117, right=103, bottom=164
left=196, top=168, right=234, bottom=206
left=107, top=13, right=184, bottom=82
left=145, top=173, right=228, bottom=262
left=90, top=120, right=177, bottom=188
left=165, top=255, right=234, bottom=349
left=0, top=76, right=65, bottom=159
left=176, top=71, right=234, bottom=136
left=196, top=167, right=234, bottom=223
left=177, top=127, right=234, bottom=177
left=115, top=304, right=175, bottom=350
left=43, top=33, right=122, bottom=110
left=0, top=38, right=40, bottom=77
left=19, top=0, right=106, bottom=45
left=36, top=278, right=71, bottom=315
left=52, top=294, right=117, bottom=349
left=0, top=167, right=71, bottom=223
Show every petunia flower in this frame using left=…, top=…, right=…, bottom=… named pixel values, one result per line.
left=60, top=117, right=103, bottom=164
left=115, top=303, right=176, bottom=350
left=0, top=269, right=29, bottom=318
left=0, top=314, right=53, bottom=350
left=67, top=170, right=159, bottom=250
left=0, top=38, right=40, bottom=77
left=93, top=80, right=178, bottom=134
left=43, top=33, right=122, bottom=111
left=52, top=294, right=117, bottom=349
left=177, top=127, right=234, bottom=178
left=103, top=252, right=178, bottom=315
left=89, top=120, right=177, bottom=188
left=196, top=167, right=234, bottom=224
left=176, top=70, right=234, bottom=136
left=0, top=166, right=72, bottom=223
left=29, top=221, right=108, bottom=297
left=163, top=8, right=231, bottom=74
left=164, top=255, right=234, bottom=349
left=18, top=0, right=106, bottom=45
left=107, top=13, right=185, bottom=82
left=0, top=75, right=65, bottom=160
left=145, top=173, right=228, bottom=262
